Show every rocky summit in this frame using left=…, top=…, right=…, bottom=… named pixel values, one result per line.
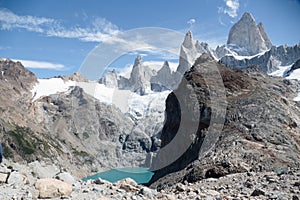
left=227, top=12, right=272, bottom=55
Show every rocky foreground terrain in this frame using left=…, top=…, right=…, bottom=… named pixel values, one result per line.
left=0, top=161, right=299, bottom=199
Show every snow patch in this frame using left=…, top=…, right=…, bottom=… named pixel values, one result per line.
left=269, top=64, right=300, bottom=102
left=268, top=65, right=293, bottom=77
left=293, top=93, right=300, bottom=101
left=232, top=50, right=267, bottom=60
left=286, top=68, right=300, bottom=81
left=31, top=78, right=76, bottom=101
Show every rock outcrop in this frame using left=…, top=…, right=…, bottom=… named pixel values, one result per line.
left=128, top=55, right=156, bottom=95
left=99, top=69, right=118, bottom=88
left=227, top=12, right=272, bottom=55
left=149, top=54, right=300, bottom=189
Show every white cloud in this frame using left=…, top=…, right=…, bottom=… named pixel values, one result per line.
left=0, top=8, right=119, bottom=42
left=187, top=18, right=196, bottom=25
left=12, top=59, right=66, bottom=70
left=218, top=0, right=239, bottom=18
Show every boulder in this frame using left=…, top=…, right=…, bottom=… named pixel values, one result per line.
left=116, top=178, right=139, bottom=192
left=0, top=172, right=8, bottom=183
left=0, top=165, right=11, bottom=174
left=35, top=178, right=72, bottom=199
left=54, top=172, right=76, bottom=184
left=7, top=171, right=24, bottom=186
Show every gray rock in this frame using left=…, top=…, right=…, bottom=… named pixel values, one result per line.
left=7, top=171, right=24, bottom=186
left=227, top=12, right=271, bottom=55
left=54, top=172, right=76, bottom=184
left=0, top=165, right=11, bottom=174
left=176, top=183, right=186, bottom=192
left=251, top=188, right=265, bottom=196
left=35, top=178, right=72, bottom=199
left=99, top=69, right=118, bottom=88
left=139, top=186, right=155, bottom=198
left=0, top=172, right=8, bottom=183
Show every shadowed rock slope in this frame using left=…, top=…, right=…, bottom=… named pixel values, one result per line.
left=149, top=54, right=300, bottom=189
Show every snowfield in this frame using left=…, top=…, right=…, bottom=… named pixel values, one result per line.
left=31, top=78, right=170, bottom=119
left=269, top=64, right=293, bottom=77
left=269, top=65, right=300, bottom=101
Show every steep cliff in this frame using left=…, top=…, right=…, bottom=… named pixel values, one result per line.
left=149, top=54, right=300, bottom=189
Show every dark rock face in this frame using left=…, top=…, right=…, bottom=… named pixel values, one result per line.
left=220, top=44, right=300, bottom=73
left=0, top=59, right=37, bottom=127
left=0, top=59, right=37, bottom=106
left=149, top=54, right=300, bottom=189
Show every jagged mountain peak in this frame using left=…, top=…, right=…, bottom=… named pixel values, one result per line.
left=182, top=30, right=194, bottom=49
left=240, top=12, right=255, bottom=23
left=195, top=53, right=215, bottom=64
left=0, top=58, right=37, bottom=90
left=227, top=12, right=272, bottom=55
left=163, top=61, right=169, bottom=67
left=134, top=55, right=143, bottom=67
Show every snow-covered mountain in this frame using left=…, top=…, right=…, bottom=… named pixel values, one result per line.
left=228, top=12, right=272, bottom=55
left=213, top=12, right=300, bottom=86
left=216, top=12, right=272, bottom=59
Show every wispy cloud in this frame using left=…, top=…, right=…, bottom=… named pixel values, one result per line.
left=0, top=8, right=56, bottom=33
left=12, top=59, right=66, bottom=70
left=0, top=8, right=120, bottom=42
left=218, top=0, right=239, bottom=18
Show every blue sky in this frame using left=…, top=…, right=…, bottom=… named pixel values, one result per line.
left=0, top=0, right=299, bottom=78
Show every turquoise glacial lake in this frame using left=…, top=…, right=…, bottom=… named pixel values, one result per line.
left=82, top=167, right=154, bottom=184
